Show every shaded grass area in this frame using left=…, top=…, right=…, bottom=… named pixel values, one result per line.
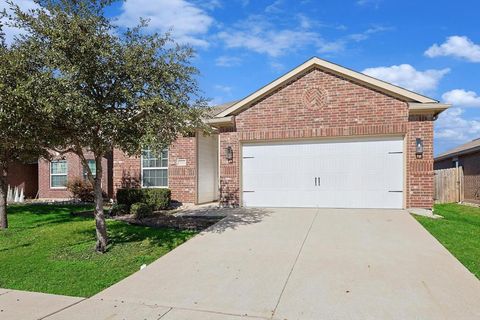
left=416, top=203, right=480, bottom=279
left=0, top=204, right=197, bottom=297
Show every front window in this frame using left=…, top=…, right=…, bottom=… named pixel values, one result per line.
left=50, top=160, right=68, bottom=188
left=83, top=159, right=96, bottom=180
left=142, top=149, right=168, bottom=187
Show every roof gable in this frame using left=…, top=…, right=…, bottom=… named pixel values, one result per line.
left=216, top=57, right=443, bottom=118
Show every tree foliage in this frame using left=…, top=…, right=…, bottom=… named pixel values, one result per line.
left=0, top=22, right=56, bottom=229
left=7, top=0, right=209, bottom=251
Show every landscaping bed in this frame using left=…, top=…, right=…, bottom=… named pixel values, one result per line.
left=114, top=213, right=224, bottom=231
left=0, top=204, right=197, bottom=297
left=415, top=203, right=480, bottom=279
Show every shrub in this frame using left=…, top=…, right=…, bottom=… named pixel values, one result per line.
left=116, top=188, right=143, bottom=208
left=109, top=203, right=128, bottom=216
left=66, top=178, right=107, bottom=202
left=130, top=202, right=152, bottom=219
left=143, top=188, right=171, bottom=210
left=116, top=188, right=171, bottom=210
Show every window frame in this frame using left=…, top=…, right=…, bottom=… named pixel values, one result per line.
left=83, top=159, right=96, bottom=180
left=141, top=148, right=169, bottom=188
left=50, top=160, right=68, bottom=189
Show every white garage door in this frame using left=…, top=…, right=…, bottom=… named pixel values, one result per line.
left=242, top=137, right=404, bottom=208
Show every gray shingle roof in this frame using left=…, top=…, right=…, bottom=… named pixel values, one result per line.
left=435, top=138, right=480, bottom=160
left=208, top=101, right=239, bottom=117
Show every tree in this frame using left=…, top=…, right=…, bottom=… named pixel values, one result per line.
left=0, top=22, right=56, bottom=229
left=9, top=0, right=208, bottom=252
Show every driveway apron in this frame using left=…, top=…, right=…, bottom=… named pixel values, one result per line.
left=44, top=208, right=480, bottom=320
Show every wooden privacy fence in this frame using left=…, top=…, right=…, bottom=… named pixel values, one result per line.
left=434, top=167, right=464, bottom=204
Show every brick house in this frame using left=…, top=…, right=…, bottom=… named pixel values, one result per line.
left=434, top=138, right=480, bottom=204
left=16, top=57, right=448, bottom=209
left=7, top=161, right=38, bottom=198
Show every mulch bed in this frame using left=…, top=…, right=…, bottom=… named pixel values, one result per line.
left=114, top=214, right=224, bottom=231
left=71, top=210, right=224, bottom=231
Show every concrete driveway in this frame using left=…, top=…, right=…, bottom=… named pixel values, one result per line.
left=44, top=208, right=479, bottom=319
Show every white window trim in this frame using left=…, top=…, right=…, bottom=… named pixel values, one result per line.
left=50, top=160, right=68, bottom=189
left=141, top=149, right=169, bottom=188
left=83, top=159, right=96, bottom=180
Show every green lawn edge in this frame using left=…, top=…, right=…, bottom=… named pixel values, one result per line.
left=415, top=203, right=480, bottom=279
left=0, top=204, right=197, bottom=297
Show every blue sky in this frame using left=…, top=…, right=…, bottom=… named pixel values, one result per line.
left=3, top=0, right=480, bottom=155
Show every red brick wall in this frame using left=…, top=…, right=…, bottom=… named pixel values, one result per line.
left=168, top=136, right=197, bottom=203
left=112, top=136, right=197, bottom=204
left=219, top=130, right=239, bottom=206
left=7, top=162, right=38, bottom=198
left=218, top=68, right=435, bottom=208
left=406, top=115, right=434, bottom=208
left=38, top=152, right=110, bottom=199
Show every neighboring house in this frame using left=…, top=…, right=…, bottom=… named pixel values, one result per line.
left=7, top=161, right=38, bottom=198
left=434, top=138, right=480, bottom=204
left=13, top=57, right=449, bottom=209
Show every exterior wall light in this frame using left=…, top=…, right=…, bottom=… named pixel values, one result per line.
left=225, top=146, right=233, bottom=162
left=415, top=138, right=424, bottom=158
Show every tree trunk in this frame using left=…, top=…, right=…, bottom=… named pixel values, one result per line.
left=0, top=162, right=8, bottom=229
left=93, top=156, right=108, bottom=252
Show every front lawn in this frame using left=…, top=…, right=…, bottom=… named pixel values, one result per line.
left=0, top=204, right=197, bottom=297
left=415, top=203, right=480, bottom=279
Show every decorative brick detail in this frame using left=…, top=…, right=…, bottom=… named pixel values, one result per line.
left=111, top=136, right=197, bottom=204
left=302, top=87, right=328, bottom=109
left=218, top=67, right=435, bottom=209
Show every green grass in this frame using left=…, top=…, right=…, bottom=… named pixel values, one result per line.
left=0, top=204, right=197, bottom=297
left=415, top=203, right=480, bottom=279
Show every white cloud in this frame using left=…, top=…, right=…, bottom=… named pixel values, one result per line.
left=435, top=108, right=480, bottom=142
left=442, top=89, right=480, bottom=107
left=215, top=55, right=242, bottom=67
left=116, top=0, right=214, bottom=47
left=0, top=0, right=39, bottom=45
left=216, top=10, right=390, bottom=57
left=214, top=84, right=233, bottom=94
left=297, top=14, right=312, bottom=29
left=209, top=97, right=226, bottom=106
left=270, top=61, right=285, bottom=72
left=217, top=15, right=343, bottom=57
left=356, top=0, right=382, bottom=8
left=348, top=25, right=391, bottom=42
left=265, top=0, right=284, bottom=14
left=218, top=24, right=321, bottom=57
left=318, top=25, right=391, bottom=54
left=196, top=0, right=222, bottom=11
left=362, top=64, right=450, bottom=93
left=425, top=36, right=480, bottom=62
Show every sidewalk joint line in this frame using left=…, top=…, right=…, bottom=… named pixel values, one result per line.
left=158, top=307, right=173, bottom=319
left=157, top=305, right=270, bottom=319
left=270, top=210, right=319, bottom=319
left=39, top=297, right=88, bottom=319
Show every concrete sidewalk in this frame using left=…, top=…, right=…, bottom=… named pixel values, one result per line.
left=0, top=289, right=83, bottom=320
left=4, top=208, right=480, bottom=319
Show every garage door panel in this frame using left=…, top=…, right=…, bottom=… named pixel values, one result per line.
left=242, top=137, right=404, bottom=209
